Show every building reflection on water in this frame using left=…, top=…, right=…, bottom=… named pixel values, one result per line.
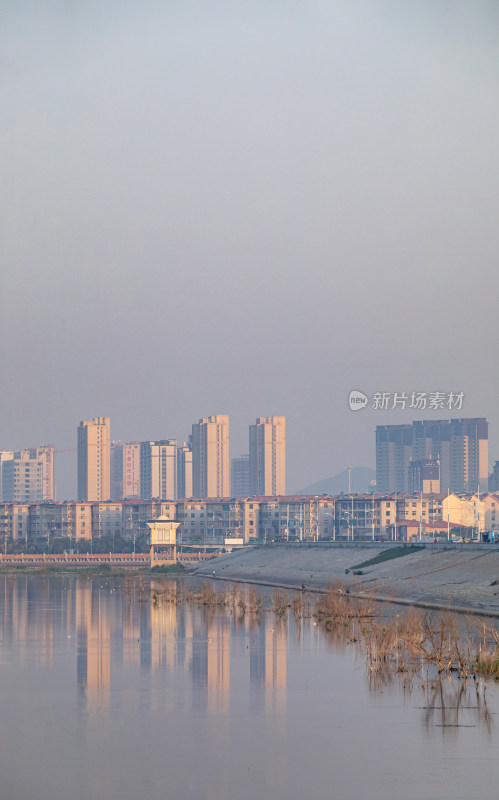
left=0, top=576, right=288, bottom=714
left=250, top=619, right=287, bottom=712
left=76, top=582, right=110, bottom=710
left=0, top=574, right=492, bottom=736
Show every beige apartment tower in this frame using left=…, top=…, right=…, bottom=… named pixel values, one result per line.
left=249, top=416, right=286, bottom=496
left=0, top=446, right=54, bottom=502
left=140, top=440, right=177, bottom=500
left=177, top=442, right=193, bottom=499
left=77, top=417, right=111, bottom=501
left=192, top=415, right=229, bottom=498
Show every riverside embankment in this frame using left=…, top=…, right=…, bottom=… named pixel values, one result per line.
left=190, top=542, right=499, bottom=616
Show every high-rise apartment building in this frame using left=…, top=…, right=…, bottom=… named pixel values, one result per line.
left=249, top=416, right=286, bottom=496
left=376, top=418, right=489, bottom=494
left=110, top=442, right=123, bottom=500
left=77, top=417, right=111, bottom=502
left=3, top=453, right=43, bottom=502
left=411, top=420, right=451, bottom=490
left=192, top=415, right=229, bottom=498
left=489, top=461, right=499, bottom=493
left=0, top=451, right=14, bottom=501
left=177, top=441, right=193, bottom=499
left=140, top=441, right=177, bottom=500
left=38, top=445, right=55, bottom=500
left=0, top=445, right=55, bottom=502
left=408, top=459, right=440, bottom=494
left=450, top=417, right=488, bottom=493
left=375, top=424, right=413, bottom=494
left=111, top=442, right=141, bottom=500
left=231, top=454, right=250, bottom=497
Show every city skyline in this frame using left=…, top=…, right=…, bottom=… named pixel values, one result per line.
left=5, top=402, right=498, bottom=500
left=3, top=3, right=498, bottom=797
left=3, top=3, right=498, bottom=501
left=2, top=411, right=499, bottom=501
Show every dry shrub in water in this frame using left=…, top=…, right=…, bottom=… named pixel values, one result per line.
left=247, top=587, right=263, bottom=614
left=315, top=582, right=376, bottom=623
left=136, top=577, right=499, bottom=687
left=272, top=589, right=289, bottom=615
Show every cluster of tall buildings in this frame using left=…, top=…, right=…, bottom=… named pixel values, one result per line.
left=77, top=414, right=285, bottom=503
left=2, top=414, right=495, bottom=508
left=376, top=418, right=489, bottom=494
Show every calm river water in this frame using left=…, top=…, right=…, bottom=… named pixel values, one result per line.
left=0, top=574, right=498, bottom=800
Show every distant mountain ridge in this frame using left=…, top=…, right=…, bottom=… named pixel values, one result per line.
left=297, top=467, right=375, bottom=496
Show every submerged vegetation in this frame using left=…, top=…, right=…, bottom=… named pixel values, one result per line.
left=123, top=576, right=499, bottom=689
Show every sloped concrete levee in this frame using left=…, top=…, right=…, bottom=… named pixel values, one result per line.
left=190, top=543, right=499, bottom=617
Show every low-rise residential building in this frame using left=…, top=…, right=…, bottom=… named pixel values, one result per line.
left=3, top=490, right=499, bottom=547
left=0, top=504, right=29, bottom=543
left=91, top=503, right=124, bottom=540
left=121, top=501, right=176, bottom=539
left=481, top=493, right=499, bottom=534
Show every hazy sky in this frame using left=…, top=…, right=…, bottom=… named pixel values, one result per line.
left=2, top=1, right=499, bottom=498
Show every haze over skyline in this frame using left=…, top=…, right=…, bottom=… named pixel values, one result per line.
left=2, top=1, right=499, bottom=498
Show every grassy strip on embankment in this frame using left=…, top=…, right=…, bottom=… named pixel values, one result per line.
left=150, top=563, right=187, bottom=575
left=350, top=546, right=423, bottom=571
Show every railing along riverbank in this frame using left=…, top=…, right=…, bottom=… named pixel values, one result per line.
left=263, top=540, right=499, bottom=552
left=0, top=551, right=218, bottom=567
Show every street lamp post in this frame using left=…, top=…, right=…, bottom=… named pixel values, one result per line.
left=364, top=508, right=375, bottom=542
left=341, top=511, right=353, bottom=542
left=477, top=485, right=481, bottom=543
